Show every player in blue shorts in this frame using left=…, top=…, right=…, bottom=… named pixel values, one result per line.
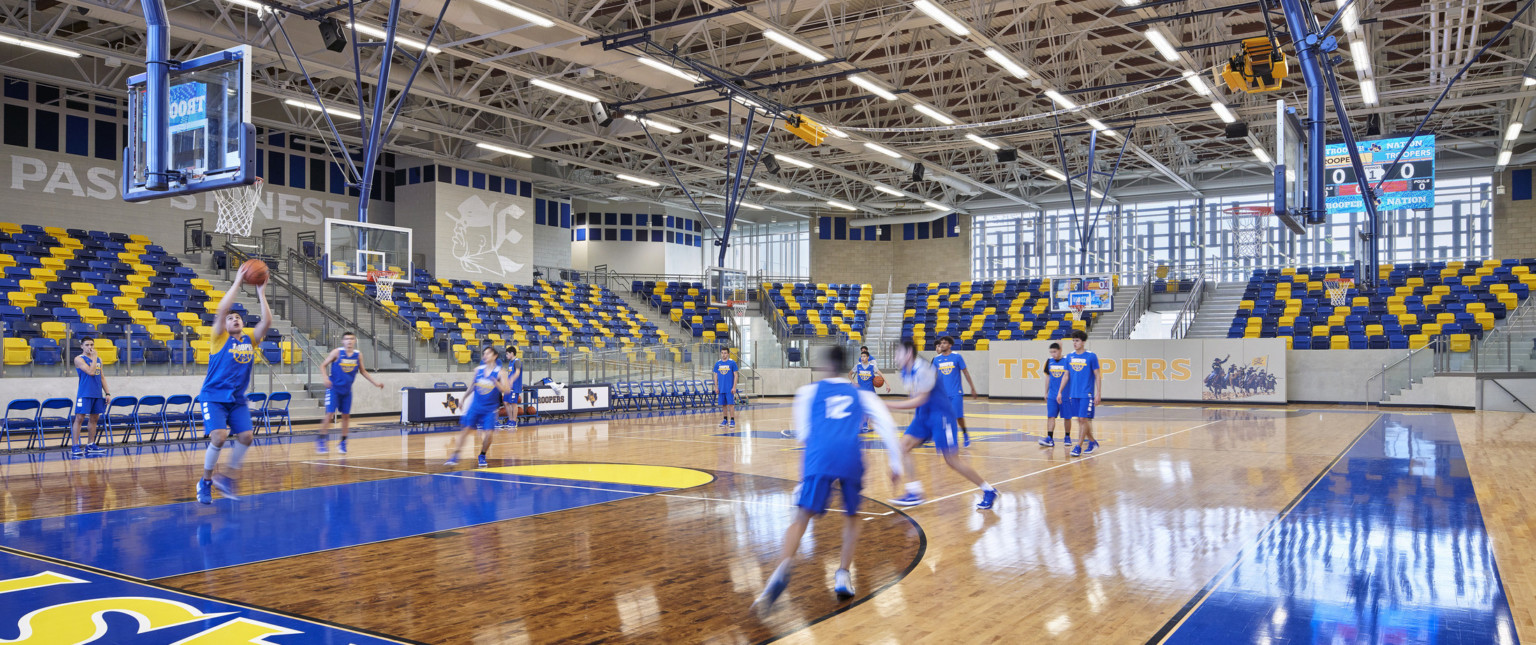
left=850, top=350, right=888, bottom=394
left=714, top=348, right=739, bottom=427
left=1059, top=330, right=1102, bottom=457
left=887, top=340, right=998, bottom=510
left=316, top=331, right=384, bottom=454
left=67, top=337, right=110, bottom=457
left=196, top=263, right=272, bottom=504
left=753, top=346, right=902, bottom=614
left=445, top=345, right=508, bottom=467
left=1038, top=342, right=1073, bottom=447
left=499, top=346, right=523, bottom=430
left=931, top=336, right=978, bottom=447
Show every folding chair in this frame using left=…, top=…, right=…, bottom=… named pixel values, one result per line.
left=103, top=395, right=139, bottom=445
left=2, top=399, right=40, bottom=450
left=36, top=397, right=73, bottom=449
left=133, top=395, right=167, bottom=442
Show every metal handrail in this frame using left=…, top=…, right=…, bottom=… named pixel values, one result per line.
left=1364, top=340, right=1438, bottom=404
left=1170, top=276, right=1208, bottom=339
left=1109, top=277, right=1153, bottom=339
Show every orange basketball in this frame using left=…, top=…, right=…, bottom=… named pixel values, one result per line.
left=522, top=405, right=537, bottom=416
left=239, top=258, right=269, bottom=286
left=872, top=374, right=885, bottom=388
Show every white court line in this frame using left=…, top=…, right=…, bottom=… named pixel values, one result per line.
left=303, top=461, right=887, bottom=516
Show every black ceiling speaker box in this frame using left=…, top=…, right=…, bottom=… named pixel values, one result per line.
left=763, top=154, right=782, bottom=176
left=911, top=162, right=926, bottom=182
left=1224, top=122, right=1249, bottom=139
left=996, top=148, right=1018, bottom=163
left=319, top=19, right=348, bottom=53
left=592, top=102, right=615, bottom=127
left=1365, top=114, right=1382, bottom=136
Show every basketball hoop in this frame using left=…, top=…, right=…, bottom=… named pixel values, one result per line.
left=1069, top=304, right=1088, bottom=321
left=213, top=177, right=265, bottom=237
left=367, top=269, right=399, bottom=303
left=1325, top=278, right=1354, bottom=307
left=1225, top=206, right=1272, bottom=259
left=727, top=300, right=748, bottom=319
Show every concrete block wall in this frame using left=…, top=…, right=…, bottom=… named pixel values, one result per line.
left=809, top=216, right=971, bottom=289
left=1494, top=167, right=1536, bottom=260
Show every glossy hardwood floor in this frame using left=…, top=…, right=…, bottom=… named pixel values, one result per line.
left=1, top=401, right=1528, bottom=644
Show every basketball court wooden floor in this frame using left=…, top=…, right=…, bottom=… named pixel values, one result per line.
left=0, top=400, right=1529, bottom=644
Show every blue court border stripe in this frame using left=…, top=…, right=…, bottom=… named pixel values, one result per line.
left=1141, top=413, right=1381, bottom=645
left=0, top=544, right=426, bottom=645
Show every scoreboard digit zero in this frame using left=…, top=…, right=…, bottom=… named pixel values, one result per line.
left=1323, top=135, right=1436, bottom=214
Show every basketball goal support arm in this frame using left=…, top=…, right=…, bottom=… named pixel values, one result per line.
left=140, top=0, right=172, bottom=192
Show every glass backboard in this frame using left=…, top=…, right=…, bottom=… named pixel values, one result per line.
left=1051, top=275, right=1115, bottom=313
left=706, top=266, right=750, bottom=308
left=1275, top=99, right=1307, bottom=221
left=324, top=218, right=413, bottom=285
left=124, top=45, right=255, bottom=202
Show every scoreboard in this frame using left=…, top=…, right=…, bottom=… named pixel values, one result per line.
left=1323, top=135, right=1435, bottom=213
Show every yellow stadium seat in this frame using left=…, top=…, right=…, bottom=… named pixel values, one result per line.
left=191, top=340, right=211, bottom=365
left=79, top=309, right=107, bottom=325
left=1449, top=334, right=1472, bottom=353
left=1421, top=323, right=1442, bottom=336
left=7, top=292, right=36, bottom=308
left=40, top=321, right=68, bottom=342
left=148, top=324, right=174, bottom=342
left=3, top=337, right=29, bottom=365
left=1330, top=335, right=1350, bottom=350
left=19, top=279, right=46, bottom=295
left=94, top=342, right=118, bottom=365
left=1365, top=324, right=1383, bottom=337
left=1409, top=334, right=1429, bottom=350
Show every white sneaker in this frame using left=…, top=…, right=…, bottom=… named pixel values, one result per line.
left=834, top=569, right=854, bottom=598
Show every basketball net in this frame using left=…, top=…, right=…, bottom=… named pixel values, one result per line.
left=1325, top=278, right=1354, bottom=307
left=1225, top=206, right=1272, bottom=259
left=367, top=269, right=399, bottom=303
left=213, top=177, right=265, bottom=237
left=1069, top=304, right=1087, bottom=322
left=728, top=300, right=748, bottom=319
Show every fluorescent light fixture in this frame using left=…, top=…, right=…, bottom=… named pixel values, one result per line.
left=983, top=48, right=1030, bottom=79
left=849, top=75, right=898, bottom=101
left=1498, top=149, right=1513, bottom=167
left=1349, top=40, right=1371, bottom=76
left=913, top=0, right=970, bottom=36
left=1335, top=0, right=1360, bottom=33
left=284, top=98, right=361, bottom=120
left=622, top=113, right=683, bottom=134
left=923, top=201, right=949, bottom=211
left=1210, top=102, right=1237, bottom=123
left=225, top=0, right=269, bottom=14
left=1253, top=147, right=1272, bottom=163
left=1526, top=76, right=1536, bottom=87
left=913, top=104, right=956, bottom=125
left=1509, top=123, right=1524, bottom=141
left=739, top=202, right=765, bottom=210
left=1089, top=189, right=1104, bottom=198
left=1044, top=168, right=1067, bottom=181
left=762, top=29, right=829, bottom=62
left=757, top=181, right=793, bottom=193
left=826, top=126, right=850, bottom=138
left=1144, top=28, right=1180, bottom=62
left=826, top=200, right=858, bottom=211
left=348, top=22, right=441, bottom=53
left=1182, top=69, right=1212, bottom=96
left=863, top=142, right=902, bottom=158
left=1360, top=78, right=1378, bottom=105
left=1043, top=90, right=1078, bottom=110
left=0, top=34, right=82, bottom=58
left=1086, top=118, right=1110, bottom=131
left=530, top=78, right=600, bottom=103
left=778, top=155, right=815, bottom=169
left=965, top=133, right=1000, bottom=150
left=874, top=185, right=905, bottom=196
left=616, top=173, right=660, bottom=187
left=477, top=142, right=534, bottom=159
left=469, top=0, right=555, bottom=27
left=637, top=57, right=702, bottom=82
left=708, top=133, right=757, bottom=150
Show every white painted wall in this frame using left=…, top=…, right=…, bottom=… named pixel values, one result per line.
left=571, top=240, right=667, bottom=275
left=533, top=222, right=572, bottom=269
left=429, top=182, right=535, bottom=284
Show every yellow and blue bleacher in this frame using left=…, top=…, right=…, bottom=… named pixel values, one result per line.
left=1152, top=278, right=1199, bottom=294
left=0, top=222, right=293, bottom=368
left=765, top=282, right=871, bottom=341
left=901, top=279, right=1093, bottom=351
left=1228, top=260, right=1534, bottom=351
left=630, top=280, right=730, bottom=340
left=391, top=271, right=666, bottom=362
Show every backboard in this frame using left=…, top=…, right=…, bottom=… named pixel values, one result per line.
left=324, top=218, right=413, bottom=285
left=1273, top=98, right=1308, bottom=234
left=706, top=266, right=750, bottom=308
left=1051, top=275, right=1114, bottom=313
left=123, top=45, right=256, bottom=202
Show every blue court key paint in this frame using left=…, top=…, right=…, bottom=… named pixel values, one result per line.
left=1165, top=414, right=1519, bottom=645
left=0, top=471, right=668, bottom=579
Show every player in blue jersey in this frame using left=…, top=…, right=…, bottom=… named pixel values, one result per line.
left=1058, top=330, right=1102, bottom=457
left=931, top=336, right=979, bottom=447
left=316, top=332, right=384, bottom=454
left=887, top=340, right=998, bottom=509
left=714, top=348, right=739, bottom=427
left=196, top=264, right=272, bottom=504
left=849, top=350, right=889, bottom=394
left=499, top=346, right=523, bottom=430
left=1038, top=342, right=1073, bottom=447
left=753, top=346, right=903, bottom=614
left=67, top=337, right=110, bottom=457
left=445, top=345, right=508, bottom=468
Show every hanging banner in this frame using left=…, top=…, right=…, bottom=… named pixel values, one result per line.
left=1324, top=135, right=1436, bottom=213
left=987, top=339, right=1287, bottom=403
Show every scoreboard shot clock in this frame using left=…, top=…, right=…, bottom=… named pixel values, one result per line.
left=1323, top=135, right=1436, bottom=214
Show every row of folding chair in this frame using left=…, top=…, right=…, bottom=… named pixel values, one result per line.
left=1, top=392, right=294, bottom=450
left=613, top=381, right=720, bottom=411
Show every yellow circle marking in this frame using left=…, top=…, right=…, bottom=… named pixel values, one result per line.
left=479, top=463, right=714, bottom=489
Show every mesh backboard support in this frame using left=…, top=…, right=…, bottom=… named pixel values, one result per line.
left=324, top=218, right=413, bottom=284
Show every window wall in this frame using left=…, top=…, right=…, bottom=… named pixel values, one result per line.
left=705, top=219, right=810, bottom=279
left=973, top=176, right=1493, bottom=282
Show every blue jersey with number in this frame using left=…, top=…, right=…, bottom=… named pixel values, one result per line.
left=931, top=352, right=967, bottom=396
left=505, top=357, right=522, bottom=392
left=76, top=355, right=103, bottom=399
left=467, top=365, right=502, bottom=412
left=853, top=364, right=877, bottom=391
left=1045, top=356, right=1068, bottom=398
left=201, top=332, right=256, bottom=403
left=1067, top=351, right=1100, bottom=399
left=330, top=350, right=359, bottom=390
left=797, top=380, right=871, bottom=480
left=714, top=359, right=738, bottom=391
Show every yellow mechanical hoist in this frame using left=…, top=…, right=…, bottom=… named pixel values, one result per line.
left=1218, top=36, right=1289, bottom=93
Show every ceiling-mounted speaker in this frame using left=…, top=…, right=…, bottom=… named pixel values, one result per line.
left=911, top=163, right=926, bottom=182
left=763, top=154, right=782, bottom=176
left=319, top=19, right=348, bottom=53
left=1224, top=122, right=1249, bottom=139
left=1365, top=114, right=1382, bottom=137
left=996, top=149, right=1018, bottom=163
left=592, top=102, right=615, bottom=127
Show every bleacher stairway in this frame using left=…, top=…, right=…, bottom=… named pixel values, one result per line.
left=867, top=292, right=904, bottom=352
left=1089, top=288, right=1150, bottom=340
left=1183, top=282, right=1249, bottom=339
